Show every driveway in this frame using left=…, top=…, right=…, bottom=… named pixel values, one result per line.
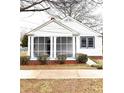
left=20, top=69, right=103, bottom=79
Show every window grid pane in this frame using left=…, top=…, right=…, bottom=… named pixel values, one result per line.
left=81, top=37, right=86, bottom=47
left=88, top=37, right=94, bottom=47
left=80, top=36, right=95, bottom=48
left=34, top=37, right=50, bottom=57
left=56, top=37, right=72, bottom=57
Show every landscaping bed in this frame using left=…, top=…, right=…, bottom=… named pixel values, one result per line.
left=20, top=54, right=103, bottom=70
left=20, top=79, right=103, bottom=93
left=26, top=60, right=78, bottom=65
left=20, top=64, right=96, bottom=70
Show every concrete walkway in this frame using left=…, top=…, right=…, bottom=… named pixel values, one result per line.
left=20, top=70, right=103, bottom=79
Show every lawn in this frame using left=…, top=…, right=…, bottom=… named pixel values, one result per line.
left=20, top=79, right=103, bottom=93
left=20, top=64, right=96, bottom=70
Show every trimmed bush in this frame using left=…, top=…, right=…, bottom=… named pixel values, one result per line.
left=38, top=55, right=49, bottom=65
left=76, top=54, right=88, bottom=63
left=20, top=56, right=29, bottom=65
left=57, top=55, right=67, bottom=64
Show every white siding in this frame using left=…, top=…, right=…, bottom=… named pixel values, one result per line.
left=76, top=36, right=102, bottom=56
left=29, top=21, right=74, bottom=36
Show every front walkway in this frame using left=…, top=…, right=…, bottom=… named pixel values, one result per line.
left=20, top=70, right=103, bottom=79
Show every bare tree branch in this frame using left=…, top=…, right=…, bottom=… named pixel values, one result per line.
left=46, top=0, right=103, bottom=33
left=20, top=7, right=50, bottom=12
left=20, top=0, right=50, bottom=12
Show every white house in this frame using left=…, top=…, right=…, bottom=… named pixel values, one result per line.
left=26, top=16, right=102, bottom=60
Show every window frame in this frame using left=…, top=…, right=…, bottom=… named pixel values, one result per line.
left=33, top=37, right=50, bottom=57
left=80, top=36, right=95, bottom=48
left=56, top=37, right=73, bottom=57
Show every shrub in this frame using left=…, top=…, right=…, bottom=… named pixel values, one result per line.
left=38, top=55, right=48, bottom=65
left=21, top=35, right=28, bottom=47
left=20, top=56, right=29, bottom=65
left=57, top=55, right=67, bottom=64
left=76, top=54, right=88, bottom=63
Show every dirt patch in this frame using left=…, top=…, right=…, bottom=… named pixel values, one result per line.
left=20, top=79, right=103, bottom=93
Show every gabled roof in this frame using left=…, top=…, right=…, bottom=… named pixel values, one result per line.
left=26, top=16, right=102, bottom=36
left=26, top=18, right=79, bottom=36
left=61, top=16, right=102, bottom=36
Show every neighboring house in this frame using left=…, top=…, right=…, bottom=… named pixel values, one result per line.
left=26, top=16, right=102, bottom=60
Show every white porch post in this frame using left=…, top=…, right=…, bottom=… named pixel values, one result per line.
left=27, top=36, right=30, bottom=56
left=30, top=36, right=34, bottom=59
left=73, top=36, right=76, bottom=58
left=54, top=36, right=56, bottom=58
left=50, top=36, right=53, bottom=58
left=76, top=36, right=80, bottom=53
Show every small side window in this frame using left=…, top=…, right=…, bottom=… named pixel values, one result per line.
left=88, top=37, right=94, bottom=48
left=81, top=37, right=87, bottom=48
left=80, top=36, right=95, bottom=48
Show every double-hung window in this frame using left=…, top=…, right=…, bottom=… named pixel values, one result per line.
left=80, top=36, right=95, bottom=48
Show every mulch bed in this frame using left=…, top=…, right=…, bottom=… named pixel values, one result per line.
left=27, top=60, right=78, bottom=65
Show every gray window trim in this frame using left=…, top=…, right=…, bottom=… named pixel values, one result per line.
left=80, top=36, right=95, bottom=48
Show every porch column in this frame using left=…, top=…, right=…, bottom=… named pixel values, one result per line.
left=73, top=36, right=76, bottom=58
left=30, top=36, right=34, bottom=59
left=54, top=36, right=56, bottom=58
left=50, top=36, right=53, bottom=58
left=27, top=36, right=30, bottom=56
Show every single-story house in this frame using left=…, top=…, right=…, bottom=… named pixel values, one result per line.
left=26, top=16, right=102, bottom=60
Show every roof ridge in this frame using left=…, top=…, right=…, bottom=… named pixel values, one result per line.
left=26, top=18, right=79, bottom=35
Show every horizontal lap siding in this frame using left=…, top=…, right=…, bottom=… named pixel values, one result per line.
left=76, top=36, right=102, bottom=56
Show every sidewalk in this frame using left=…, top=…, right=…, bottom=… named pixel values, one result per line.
left=20, top=70, right=103, bottom=79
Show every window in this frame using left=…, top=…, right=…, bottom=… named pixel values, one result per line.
left=81, top=37, right=86, bottom=47
left=88, top=37, right=94, bottom=47
left=80, top=36, right=95, bottom=48
left=34, top=37, right=50, bottom=57
left=56, top=37, right=72, bottom=57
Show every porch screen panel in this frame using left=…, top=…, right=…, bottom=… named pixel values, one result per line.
left=56, top=37, right=72, bottom=57
left=34, top=37, right=50, bottom=57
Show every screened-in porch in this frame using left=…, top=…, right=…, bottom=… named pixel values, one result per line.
left=28, top=36, right=76, bottom=60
